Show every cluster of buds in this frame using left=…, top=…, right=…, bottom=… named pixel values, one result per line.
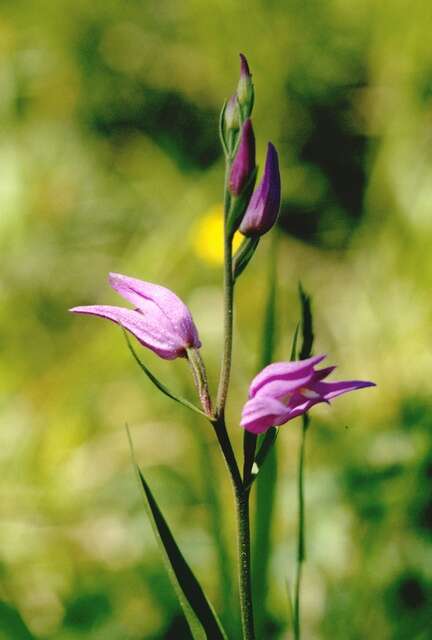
left=221, top=54, right=281, bottom=241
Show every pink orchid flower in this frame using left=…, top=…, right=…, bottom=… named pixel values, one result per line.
left=70, top=273, right=201, bottom=360
left=241, top=354, right=375, bottom=434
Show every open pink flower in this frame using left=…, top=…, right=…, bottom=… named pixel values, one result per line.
left=70, top=273, right=201, bottom=360
left=241, top=355, right=375, bottom=434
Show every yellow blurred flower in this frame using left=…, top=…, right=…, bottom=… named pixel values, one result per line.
left=191, top=204, right=243, bottom=265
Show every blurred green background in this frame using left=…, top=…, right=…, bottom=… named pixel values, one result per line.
left=1, top=0, right=431, bottom=638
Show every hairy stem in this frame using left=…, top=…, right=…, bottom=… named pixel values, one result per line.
left=216, top=189, right=234, bottom=416
left=236, top=488, right=255, bottom=640
left=213, top=417, right=256, bottom=639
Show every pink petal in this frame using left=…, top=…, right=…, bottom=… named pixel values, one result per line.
left=313, top=379, right=376, bottom=401
left=109, top=273, right=201, bottom=349
left=253, top=373, right=315, bottom=400
left=240, top=396, right=289, bottom=434
left=312, top=366, right=336, bottom=381
left=249, top=354, right=326, bottom=398
left=70, top=305, right=185, bottom=359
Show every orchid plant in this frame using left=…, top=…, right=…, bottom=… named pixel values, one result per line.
left=71, top=54, right=374, bottom=640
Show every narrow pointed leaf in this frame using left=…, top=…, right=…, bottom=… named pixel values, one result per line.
left=250, top=427, right=278, bottom=481
left=243, top=429, right=257, bottom=486
left=298, top=283, right=313, bottom=360
left=126, top=429, right=227, bottom=640
left=123, top=331, right=207, bottom=418
left=290, top=323, right=300, bottom=361
left=233, top=236, right=260, bottom=280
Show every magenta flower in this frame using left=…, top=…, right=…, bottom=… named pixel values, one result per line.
left=240, top=355, right=375, bottom=434
left=70, top=273, right=201, bottom=360
left=229, top=118, right=256, bottom=196
left=239, top=142, right=281, bottom=237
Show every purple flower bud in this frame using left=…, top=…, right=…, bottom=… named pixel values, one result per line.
left=237, top=53, right=253, bottom=106
left=229, top=119, right=255, bottom=196
left=70, top=273, right=201, bottom=360
left=239, top=142, right=281, bottom=237
left=240, top=355, right=375, bottom=434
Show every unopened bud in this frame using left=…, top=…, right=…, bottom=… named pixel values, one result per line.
left=224, top=94, right=240, bottom=132
left=229, top=119, right=256, bottom=196
left=239, top=142, right=281, bottom=236
left=237, top=53, right=254, bottom=118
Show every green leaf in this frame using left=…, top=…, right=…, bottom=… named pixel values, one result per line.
left=243, top=430, right=257, bottom=486
left=126, top=428, right=227, bottom=640
left=123, top=331, right=207, bottom=418
left=298, top=283, right=313, bottom=360
left=250, top=427, right=278, bottom=481
left=232, top=236, right=260, bottom=281
left=290, top=323, right=300, bottom=361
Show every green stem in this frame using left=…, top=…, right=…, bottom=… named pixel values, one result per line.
left=213, top=417, right=256, bottom=639
left=293, top=415, right=309, bottom=640
left=187, top=347, right=212, bottom=416
left=216, top=227, right=234, bottom=416
left=236, top=488, right=255, bottom=640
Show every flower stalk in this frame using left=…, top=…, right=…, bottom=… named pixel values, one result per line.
left=236, top=487, right=255, bottom=640
left=187, top=347, right=212, bottom=416
left=215, top=153, right=234, bottom=417
left=215, top=61, right=258, bottom=635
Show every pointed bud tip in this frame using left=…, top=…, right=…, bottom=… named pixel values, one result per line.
left=239, top=53, right=251, bottom=77
left=264, top=142, right=280, bottom=175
